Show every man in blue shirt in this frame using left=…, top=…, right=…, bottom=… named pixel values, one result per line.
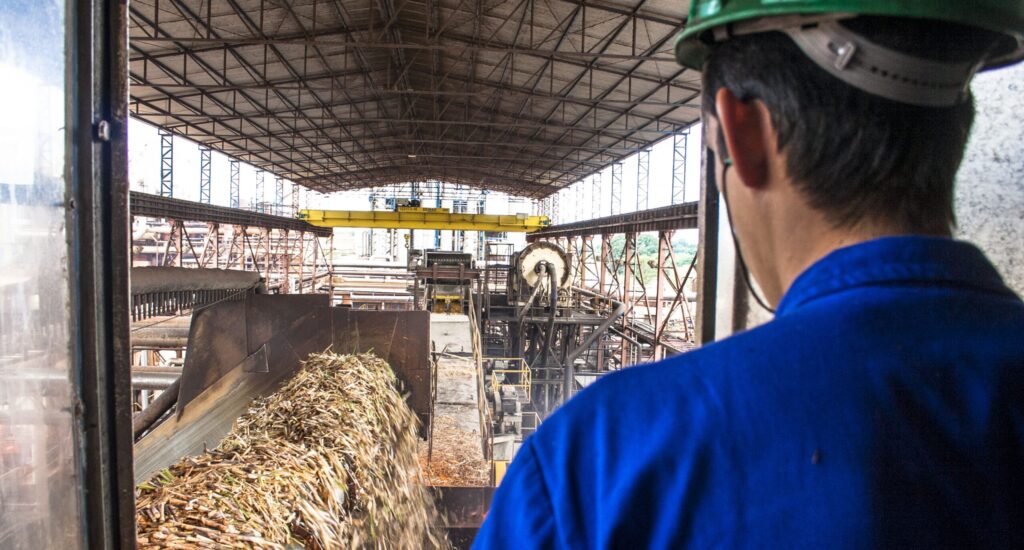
left=475, top=2, right=1024, bottom=548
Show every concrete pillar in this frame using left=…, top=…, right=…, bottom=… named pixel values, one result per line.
left=955, top=63, right=1024, bottom=295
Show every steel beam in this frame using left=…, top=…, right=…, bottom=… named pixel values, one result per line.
left=131, top=36, right=680, bottom=62
left=131, top=191, right=332, bottom=236
left=527, top=202, right=698, bottom=240
left=299, top=208, right=550, bottom=233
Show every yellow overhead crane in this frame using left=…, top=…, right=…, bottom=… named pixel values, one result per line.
left=297, top=206, right=551, bottom=233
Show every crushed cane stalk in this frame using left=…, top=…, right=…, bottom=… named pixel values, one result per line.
left=136, top=353, right=450, bottom=549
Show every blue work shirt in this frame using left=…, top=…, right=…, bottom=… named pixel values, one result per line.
left=473, top=236, right=1024, bottom=549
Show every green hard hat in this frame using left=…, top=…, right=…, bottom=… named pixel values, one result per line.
left=675, top=0, right=1024, bottom=71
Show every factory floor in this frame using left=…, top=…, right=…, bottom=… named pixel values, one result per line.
left=421, top=314, right=489, bottom=486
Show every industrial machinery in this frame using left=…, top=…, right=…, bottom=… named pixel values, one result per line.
left=129, top=290, right=498, bottom=545
left=125, top=200, right=625, bottom=543
left=479, top=241, right=625, bottom=462
left=298, top=206, right=551, bottom=233
left=411, top=249, right=479, bottom=314
left=132, top=294, right=433, bottom=483
left=507, top=241, right=572, bottom=308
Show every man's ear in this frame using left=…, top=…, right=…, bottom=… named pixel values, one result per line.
left=715, top=88, right=773, bottom=189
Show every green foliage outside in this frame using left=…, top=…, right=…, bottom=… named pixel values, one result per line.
left=605, top=234, right=697, bottom=285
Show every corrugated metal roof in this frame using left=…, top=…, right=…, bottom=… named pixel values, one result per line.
left=129, top=0, right=701, bottom=197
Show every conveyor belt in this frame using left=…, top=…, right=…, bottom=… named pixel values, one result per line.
left=131, top=191, right=332, bottom=237
left=526, top=201, right=699, bottom=240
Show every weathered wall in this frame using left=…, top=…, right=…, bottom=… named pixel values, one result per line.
left=955, top=63, right=1024, bottom=296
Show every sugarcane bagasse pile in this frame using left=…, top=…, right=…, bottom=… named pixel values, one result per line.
left=136, top=353, right=449, bottom=549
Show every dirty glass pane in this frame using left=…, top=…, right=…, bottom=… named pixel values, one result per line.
left=0, top=1, right=85, bottom=548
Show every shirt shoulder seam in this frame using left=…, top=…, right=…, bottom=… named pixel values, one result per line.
left=781, top=278, right=1021, bottom=314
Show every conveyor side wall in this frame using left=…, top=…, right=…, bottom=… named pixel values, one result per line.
left=134, top=295, right=431, bottom=483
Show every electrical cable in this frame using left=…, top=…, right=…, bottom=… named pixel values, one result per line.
left=713, top=127, right=777, bottom=314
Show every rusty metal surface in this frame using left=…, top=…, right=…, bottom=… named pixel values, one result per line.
left=131, top=266, right=262, bottom=293
left=175, top=294, right=330, bottom=414
left=174, top=299, right=249, bottom=412
left=526, top=201, right=700, bottom=240
left=130, top=286, right=256, bottom=322
left=127, top=1, right=698, bottom=198
left=131, top=191, right=332, bottom=236
left=432, top=486, right=495, bottom=529
left=331, top=308, right=433, bottom=433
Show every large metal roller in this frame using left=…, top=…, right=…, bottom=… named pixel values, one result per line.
left=514, top=241, right=571, bottom=289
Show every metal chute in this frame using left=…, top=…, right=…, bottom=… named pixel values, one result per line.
left=133, top=294, right=432, bottom=484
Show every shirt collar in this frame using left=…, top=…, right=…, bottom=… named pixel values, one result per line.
left=775, top=236, right=1017, bottom=316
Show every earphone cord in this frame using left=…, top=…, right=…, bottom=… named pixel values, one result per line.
left=718, top=160, right=777, bottom=315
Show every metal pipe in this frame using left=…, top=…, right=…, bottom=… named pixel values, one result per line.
left=131, top=369, right=180, bottom=390
left=132, top=377, right=180, bottom=439
left=131, top=326, right=190, bottom=338
left=566, top=287, right=627, bottom=365
left=609, top=327, right=644, bottom=347
left=538, top=266, right=558, bottom=369
left=516, top=276, right=546, bottom=319
left=130, top=335, right=189, bottom=348
left=131, top=366, right=183, bottom=375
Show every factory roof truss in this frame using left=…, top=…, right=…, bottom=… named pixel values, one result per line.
left=128, top=0, right=701, bottom=198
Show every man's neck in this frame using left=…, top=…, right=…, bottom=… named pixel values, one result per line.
left=764, top=213, right=937, bottom=307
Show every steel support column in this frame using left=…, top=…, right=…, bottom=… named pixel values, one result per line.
left=328, top=234, right=335, bottom=303
left=275, top=176, right=285, bottom=217
left=672, top=132, right=688, bottom=204
left=576, top=183, right=584, bottom=222
left=368, top=193, right=376, bottom=257
left=198, top=145, right=211, bottom=203
left=229, top=159, right=240, bottom=208
left=159, top=129, right=173, bottom=197
left=637, top=148, right=650, bottom=211
left=454, top=197, right=468, bottom=252
left=434, top=181, right=442, bottom=249
left=610, top=161, right=622, bottom=215
left=654, top=231, right=670, bottom=360
left=254, top=171, right=264, bottom=212
left=697, top=144, right=720, bottom=344
left=619, top=233, right=635, bottom=367
left=282, top=230, right=291, bottom=293
left=477, top=191, right=487, bottom=260
left=72, top=0, right=136, bottom=541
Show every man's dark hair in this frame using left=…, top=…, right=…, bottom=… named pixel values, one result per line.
left=702, top=17, right=1002, bottom=233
